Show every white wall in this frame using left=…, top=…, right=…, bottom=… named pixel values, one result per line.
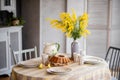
left=40, top=0, right=66, bottom=53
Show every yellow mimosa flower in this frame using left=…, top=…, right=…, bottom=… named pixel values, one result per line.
left=39, top=63, right=43, bottom=69
left=71, top=8, right=77, bottom=22
left=50, top=20, right=58, bottom=25
left=47, top=63, right=51, bottom=68
left=80, top=13, right=88, bottom=20
left=48, top=9, right=90, bottom=40
left=81, top=29, right=90, bottom=37
left=62, top=28, right=66, bottom=32
left=66, top=32, right=71, bottom=37
left=86, top=30, right=91, bottom=35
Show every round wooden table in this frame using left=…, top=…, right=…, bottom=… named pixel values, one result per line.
left=12, top=56, right=111, bottom=80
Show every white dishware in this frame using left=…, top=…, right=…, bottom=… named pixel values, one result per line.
left=18, top=61, right=39, bottom=68
left=73, top=52, right=79, bottom=62
left=80, top=50, right=86, bottom=56
left=43, top=43, right=60, bottom=56
left=83, top=55, right=104, bottom=64
left=78, top=55, right=84, bottom=65
left=41, top=54, right=48, bottom=65
left=46, top=67, right=72, bottom=74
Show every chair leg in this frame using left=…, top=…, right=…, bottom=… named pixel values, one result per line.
left=118, top=74, right=120, bottom=80
left=9, top=72, right=13, bottom=80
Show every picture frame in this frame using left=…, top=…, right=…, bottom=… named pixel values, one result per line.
left=0, top=0, right=15, bottom=12
left=4, top=0, right=11, bottom=6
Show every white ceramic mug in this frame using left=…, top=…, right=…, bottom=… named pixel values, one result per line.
left=41, top=54, right=48, bottom=65
left=80, top=50, right=86, bottom=56
left=73, top=52, right=80, bottom=62
left=78, top=55, right=84, bottom=65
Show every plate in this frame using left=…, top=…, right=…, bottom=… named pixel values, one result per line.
left=47, top=67, right=72, bottom=74
left=18, top=61, right=39, bottom=68
left=83, top=56, right=104, bottom=64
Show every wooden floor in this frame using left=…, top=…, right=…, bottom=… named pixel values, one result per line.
left=0, top=75, right=10, bottom=80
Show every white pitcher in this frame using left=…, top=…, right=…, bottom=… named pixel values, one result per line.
left=43, top=43, right=60, bottom=56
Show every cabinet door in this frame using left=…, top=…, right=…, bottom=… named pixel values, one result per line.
left=0, top=31, right=9, bottom=75
left=8, top=26, right=22, bottom=70
left=9, top=32, right=19, bottom=66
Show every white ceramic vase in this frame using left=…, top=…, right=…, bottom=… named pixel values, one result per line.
left=71, top=40, right=80, bottom=60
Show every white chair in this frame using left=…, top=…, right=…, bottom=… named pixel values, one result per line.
left=12, top=46, right=37, bottom=64
left=111, top=77, right=118, bottom=80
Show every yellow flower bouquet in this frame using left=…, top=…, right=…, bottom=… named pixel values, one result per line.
left=49, top=9, right=90, bottom=40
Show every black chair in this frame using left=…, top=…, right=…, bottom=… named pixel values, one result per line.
left=105, top=46, right=120, bottom=80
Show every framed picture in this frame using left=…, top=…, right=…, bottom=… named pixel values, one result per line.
left=0, top=0, right=16, bottom=12
left=4, top=0, right=11, bottom=6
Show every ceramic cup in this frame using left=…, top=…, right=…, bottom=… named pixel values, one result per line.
left=73, top=52, right=80, bottom=62
left=78, top=55, right=84, bottom=65
left=80, top=50, right=86, bottom=56
left=41, top=54, right=48, bottom=65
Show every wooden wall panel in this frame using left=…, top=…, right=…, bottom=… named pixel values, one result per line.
left=112, top=0, right=120, bottom=29
left=87, top=0, right=109, bottom=29
left=111, top=30, right=120, bottom=47
left=86, top=30, right=107, bottom=58
left=86, top=0, right=109, bottom=58
left=110, top=0, right=120, bottom=48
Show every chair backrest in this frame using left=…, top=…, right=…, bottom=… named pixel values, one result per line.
left=105, top=46, right=120, bottom=79
left=12, top=46, right=37, bottom=64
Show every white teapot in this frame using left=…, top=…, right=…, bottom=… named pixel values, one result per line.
left=43, top=43, right=60, bottom=56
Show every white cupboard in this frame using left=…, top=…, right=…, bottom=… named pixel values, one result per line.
left=0, top=26, right=22, bottom=75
